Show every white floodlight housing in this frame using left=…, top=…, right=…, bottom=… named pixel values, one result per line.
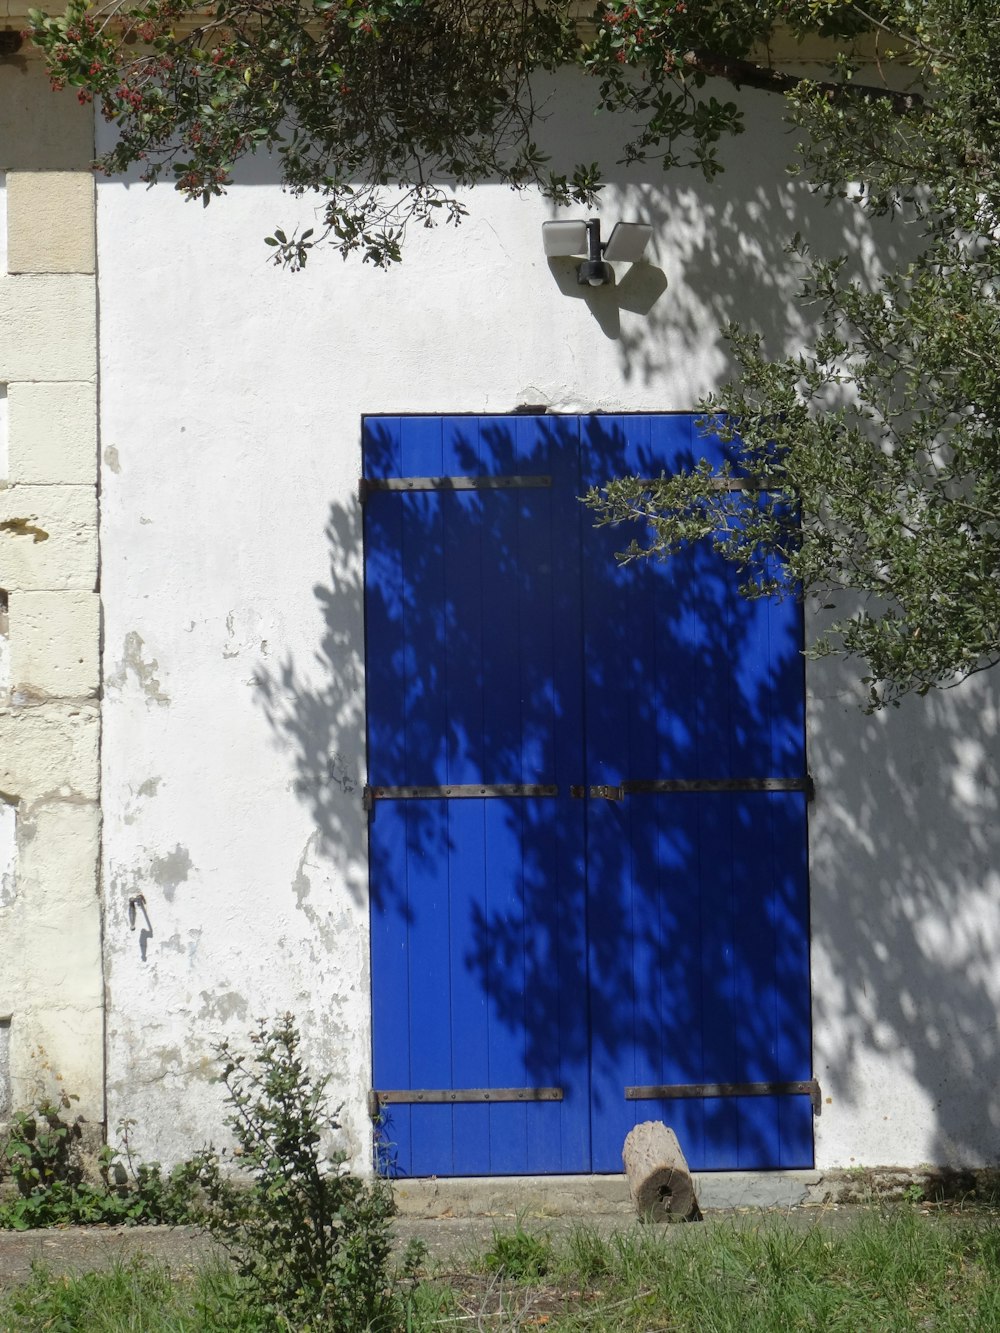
left=602, top=222, right=653, bottom=264
left=542, top=217, right=652, bottom=287
left=542, top=219, right=589, bottom=257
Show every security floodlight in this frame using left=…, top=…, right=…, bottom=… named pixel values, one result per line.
left=603, top=222, right=653, bottom=264
left=542, top=219, right=590, bottom=258
left=541, top=217, right=652, bottom=287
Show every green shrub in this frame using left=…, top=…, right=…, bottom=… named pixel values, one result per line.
left=483, top=1223, right=554, bottom=1281
left=0, top=1017, right=414, bottom=1330
left=0, top=1095, right=200, bottom=1230
left=192, top=1014, right=404, bottom=1332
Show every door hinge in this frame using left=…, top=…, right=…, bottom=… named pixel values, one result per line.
left=359, top=475, right=551, bottom=506
left=625, top=1079, right=822, bottom=1115
left=363, top=783, right=557, bottom=821
left=590, top=784, right=624, bottom=801
left=368, top=1086, right=563, bottom=1119
left=588, top=777, right=814, bottom=800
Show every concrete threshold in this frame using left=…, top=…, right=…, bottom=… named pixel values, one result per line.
left=391, top=1171, right=824, bottom=1218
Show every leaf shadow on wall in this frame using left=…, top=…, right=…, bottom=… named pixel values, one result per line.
left=250, top=80, right=996, bottom=1171
left=534, top=83, right=911, bottom=384
left=806, top=646, right=1000, bottom=1171
left=254, top=501, right=370, bottom=922
left=261, top=413, right=814, bottom=1175
left=254, top=415, right=1000, bottom=1179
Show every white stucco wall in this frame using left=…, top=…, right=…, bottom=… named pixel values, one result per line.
left=96, top=75, right=1000, bottom=1171
left=808, top=653, right=1000, bottom=1168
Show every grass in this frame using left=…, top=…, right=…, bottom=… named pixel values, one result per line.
left=3, top=1207, right=1000, bottom=1331
left=0, top=1257, right=256, bottom=1332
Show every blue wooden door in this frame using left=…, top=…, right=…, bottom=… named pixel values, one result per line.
left=364, top=415, right=811, bottom=1176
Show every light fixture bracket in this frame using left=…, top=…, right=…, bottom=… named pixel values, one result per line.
left=578, top=257, right=614, bottom=287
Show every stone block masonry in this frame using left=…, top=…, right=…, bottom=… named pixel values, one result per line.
left=0, top=45, right=101, bottom=1124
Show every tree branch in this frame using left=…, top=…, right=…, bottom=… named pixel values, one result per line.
left=682, top=48, right=924, bottom=113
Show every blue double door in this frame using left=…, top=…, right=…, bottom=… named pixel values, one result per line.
left=363, top=414, right=812, bottom=1176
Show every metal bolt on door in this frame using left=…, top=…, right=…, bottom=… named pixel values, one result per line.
left=363, top=414, right=812, bottom=1176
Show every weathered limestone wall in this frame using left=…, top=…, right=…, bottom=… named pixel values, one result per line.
left=0, top=46, right=102, bottom=1123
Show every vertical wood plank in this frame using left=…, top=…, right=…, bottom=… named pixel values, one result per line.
left=399, top=418, right=453, bottom=1174
left=442, top=417, right=491, bottom=1173
left=731, top=791, right=781, bottom=1169
left=479, top=417, right=528, bottom=1172
left=364, top=418, right=413, bottom=1170
left=772, top=789, right=814, bottom=1166
left=547, top=415, right=591, bottom=1171
left=517, top=415, right=562, bottom=1172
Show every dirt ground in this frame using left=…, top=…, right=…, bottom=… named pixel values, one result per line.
left=0, top=1224, right=219, bottom=1286
left=0, top=1206, right=882, bottom=1288
left=0, top=1215, right=652, bottom=1287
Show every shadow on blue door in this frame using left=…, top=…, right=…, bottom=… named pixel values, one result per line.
left=364, top=414, right=811, bottom=1176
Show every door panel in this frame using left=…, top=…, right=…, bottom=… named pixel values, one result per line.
left=365, top=416, right=590, bottom=1175
left=579, top=416, right=810, bottom=1171
left=365, top=414, right=811, bottom=1176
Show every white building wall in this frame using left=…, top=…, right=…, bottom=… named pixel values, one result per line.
left=96, top=78, right=1000, bottom=1171
left=808, top=653, right=1000, bottom=1168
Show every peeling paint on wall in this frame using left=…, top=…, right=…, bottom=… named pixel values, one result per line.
left=222, top=608, right=270, bottom=661
left=0, top=385, right=8, bottom=482
left=327, top=752, right=357, bottom=797
left=0, top=517, right=48, bottom=542
left=108, top=632, right=169, bottom=704
left=198, top=989, right=248, bottom=1025
left=288, top=832, right=349, bottom=960
left=292, top=831, right=317, bottom=909
left=148, top=845, right=192, bottom=902
left=0, top=800, right=15, bottom=908
left=123, top=775, right=162, bottom=825
left=15, top=808, right=35, bottom=848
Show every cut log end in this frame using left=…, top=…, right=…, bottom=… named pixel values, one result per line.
left=622, top=1120, right=700, bottom=1222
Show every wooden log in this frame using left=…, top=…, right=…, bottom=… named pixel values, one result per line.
left=622, top=1121, right=699, bottom=1222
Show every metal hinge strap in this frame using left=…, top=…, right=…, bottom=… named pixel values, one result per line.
left=368, top=1086, right=563, bottom=1118
left=366, top=780, right=810, bottom=811
left=359, top=474, right=551, bottom=503
left=588, top=777, right=813, bottom=801
left=626, top=1079, right=821, bottom=1115
left=363, top=783, right=558, bottom=820
left=365, top=783, right=557, bottom=802
left=623, top=776, right=814, bottom=799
